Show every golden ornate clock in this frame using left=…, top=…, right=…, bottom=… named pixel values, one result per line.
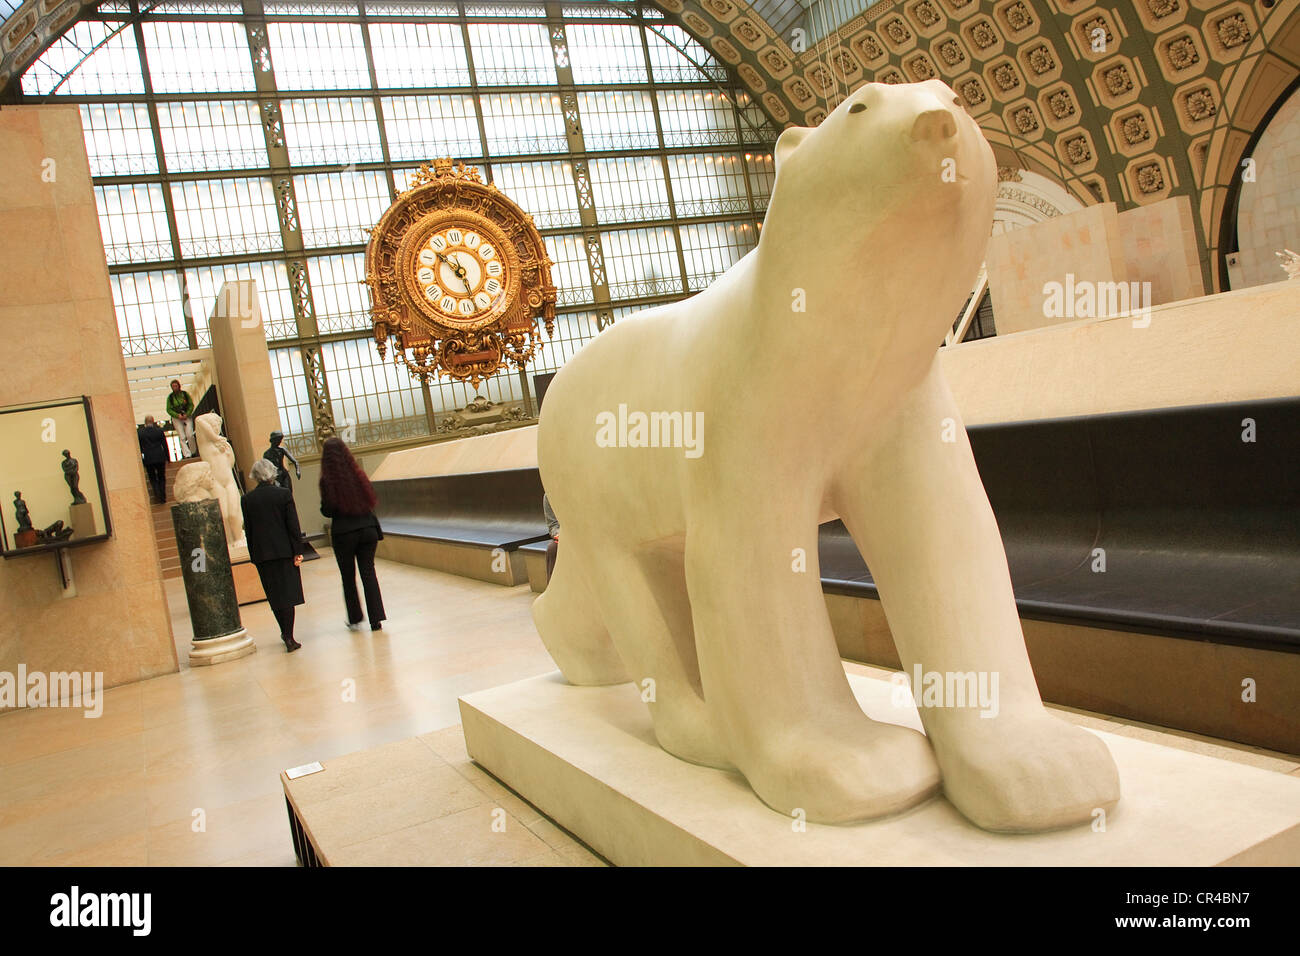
left=364, top=158, right=557, bottom=388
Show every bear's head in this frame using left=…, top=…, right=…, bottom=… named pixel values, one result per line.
left=764, top=79, right=995, bottom=279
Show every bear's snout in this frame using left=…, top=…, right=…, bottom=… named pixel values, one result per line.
left=911, top=108, right=958, bottom=143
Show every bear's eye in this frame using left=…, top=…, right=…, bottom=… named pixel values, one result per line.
left=849, top=102, right=867, bottom=114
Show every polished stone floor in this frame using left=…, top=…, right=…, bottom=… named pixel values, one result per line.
left=0, top=551, right=599, bottom=866
left=1, top=551, right=1297, bottom=866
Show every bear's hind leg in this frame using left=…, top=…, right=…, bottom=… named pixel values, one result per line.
left=532, top=539, right=627, bottom=686
left=584, top=542, right=733, bottom=770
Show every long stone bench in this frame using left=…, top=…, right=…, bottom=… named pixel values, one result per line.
left=372, top=468, right=549, bottom=586
left=821, top=396, right=1300, bottom=753
left=518, top=538, right=551, bottom=593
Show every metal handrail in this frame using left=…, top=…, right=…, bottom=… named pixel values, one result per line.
left=946, top=266, right=988, bottom=347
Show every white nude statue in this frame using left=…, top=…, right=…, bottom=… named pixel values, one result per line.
left=533, top=79, right=1120, bottom=832
left=194, top=411, right=244, bottom=546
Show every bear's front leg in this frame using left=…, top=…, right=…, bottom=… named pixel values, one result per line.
left=684, top=503, right=940, bottom=824
left=838, top=355, right=1120, bottom=832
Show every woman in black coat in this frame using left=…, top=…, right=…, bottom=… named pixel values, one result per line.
left=242, top=458, right=306, bottom=652
left=319, top=436, right=386, bottom=631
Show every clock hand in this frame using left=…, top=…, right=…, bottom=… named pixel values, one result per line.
left=435, top=250, right=469, bottom=290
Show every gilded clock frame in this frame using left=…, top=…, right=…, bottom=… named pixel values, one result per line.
left=365, top=158, right=557, bottom=388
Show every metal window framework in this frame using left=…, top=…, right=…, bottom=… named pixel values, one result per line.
left=26, top=0, right=777, bottom=456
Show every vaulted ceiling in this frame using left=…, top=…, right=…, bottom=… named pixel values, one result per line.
left=4, top=0, right=1299, bottom=292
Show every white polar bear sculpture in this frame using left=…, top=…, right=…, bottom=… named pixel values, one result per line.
left=194, top=411, right=244, bottom=547
left=533, top=79, right=1120, bottom=832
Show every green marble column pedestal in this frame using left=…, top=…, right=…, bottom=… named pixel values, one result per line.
left=171, top=499, right=256, bottom=666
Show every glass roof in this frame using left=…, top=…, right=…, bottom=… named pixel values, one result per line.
left=21, top=0, right=779, bottom=456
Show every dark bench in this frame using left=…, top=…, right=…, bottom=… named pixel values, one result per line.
left=820, top=397, right=1300, bottom=650
left=819, top=396, right=1300, bottom=752
left=372, top=468, right=549, bottom=585
left=518, top=538, right=552, bottom=593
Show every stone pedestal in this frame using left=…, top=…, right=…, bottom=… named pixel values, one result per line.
left=14, top=529, right=38, bottom=549
left=231, top=559, right=267, bottom=605
left=225, top=539, right=266, bottom=604
left=68, top=501, right=96, bottom=539
left=459, top=670, right=1300, bottom=866
left=171, top=499, right=255, bottom=666
left=208, top=279, right=283, bottom=483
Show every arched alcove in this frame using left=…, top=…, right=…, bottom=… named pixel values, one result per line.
left=1231, top=83, right=1300, bottom=289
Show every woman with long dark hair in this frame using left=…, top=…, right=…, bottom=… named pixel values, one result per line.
left=319, top=436, right=386, bottom=631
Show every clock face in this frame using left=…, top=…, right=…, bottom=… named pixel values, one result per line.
left=413, top=225, right=509, bottom=324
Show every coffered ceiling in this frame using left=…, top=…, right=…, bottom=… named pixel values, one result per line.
left=654, top=0, right=1300, bottom=291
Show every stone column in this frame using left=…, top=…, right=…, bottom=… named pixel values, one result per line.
left=207, top=279, right=284, bottom=485
left=171, top=499, right=256, bottom=665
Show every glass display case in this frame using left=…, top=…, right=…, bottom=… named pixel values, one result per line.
left=0, top=396, right=113, bottom=558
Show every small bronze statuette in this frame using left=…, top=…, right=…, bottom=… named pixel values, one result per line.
left=62, top=449, right=87, bottom=504
left=13, top=490, right=32, bottom=532
left=262, top=430, right=302, bottom=492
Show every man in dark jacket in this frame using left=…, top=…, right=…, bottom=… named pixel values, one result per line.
left=138, top=415, right=169, bottom=503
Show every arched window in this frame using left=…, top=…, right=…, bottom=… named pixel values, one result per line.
left=23, top=0, right=778, bottom=454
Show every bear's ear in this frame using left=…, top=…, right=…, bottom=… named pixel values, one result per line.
left=774, top=125, right=811, bottom=171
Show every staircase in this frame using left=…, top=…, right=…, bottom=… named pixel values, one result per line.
left=151, top=458, right=191, bottom=581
